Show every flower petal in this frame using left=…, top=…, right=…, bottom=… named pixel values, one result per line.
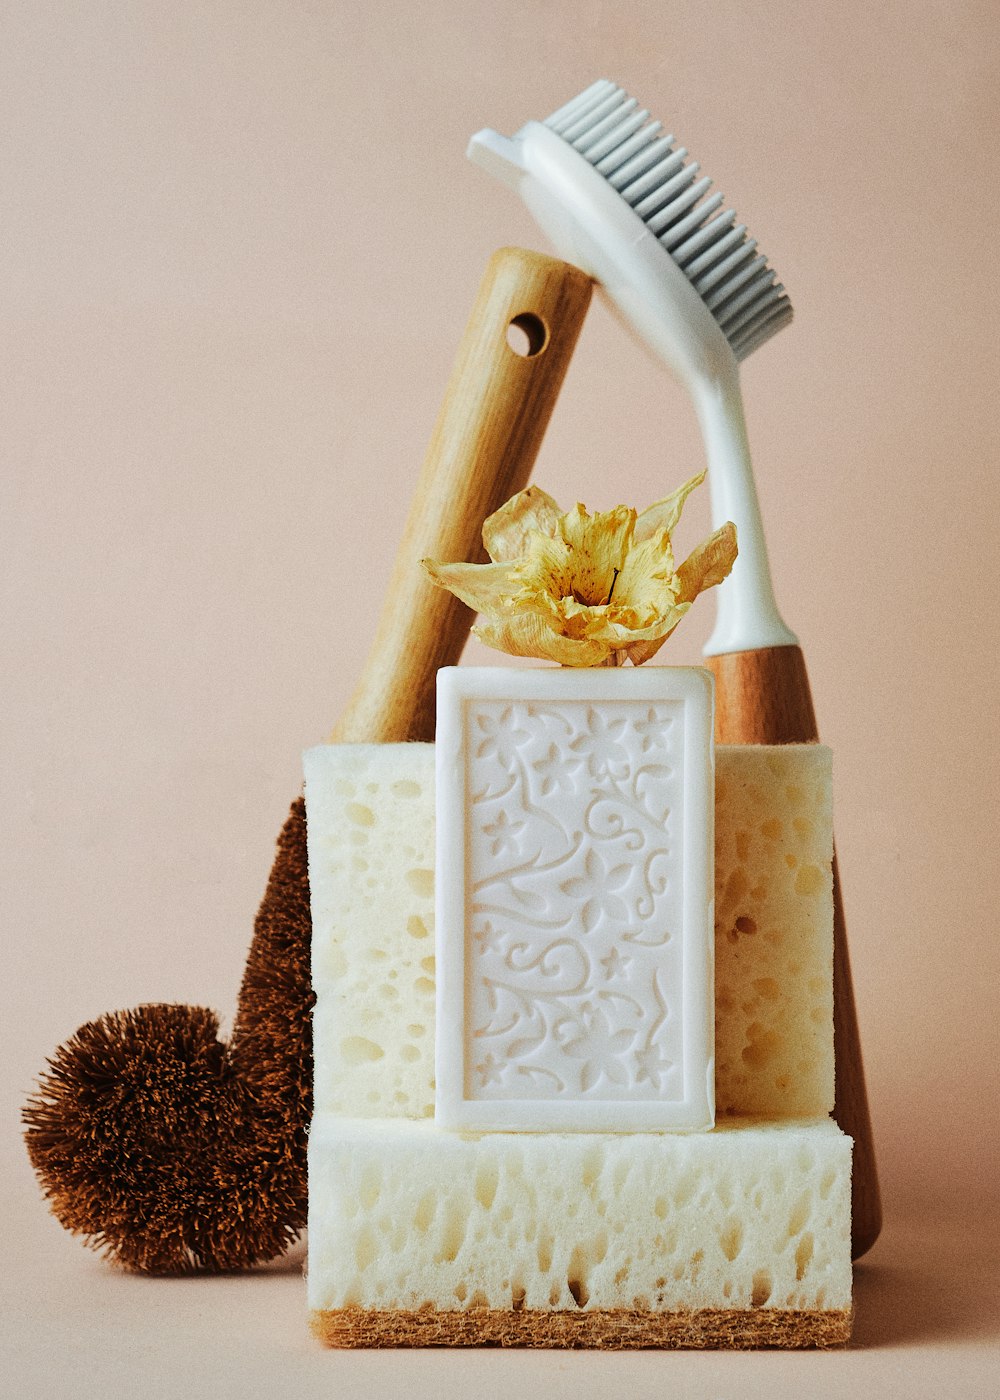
left=579, top=604, right=689, bottom=646
left=482, top=485, right=563, bottom=562
left=421, top=558, right=520, bottom=614
left=513, top=532, right=575, bottom=604
left=676, top=521, right=738, bottom=602
left=623, top=612, right=689, bottom=666
left=613, top=530, right=679, bottom=625
left=516, top=583, right=690, bottom=653
left=634, top=471, right=706, bottom=541
left=473, top=614, right=612, bottom=668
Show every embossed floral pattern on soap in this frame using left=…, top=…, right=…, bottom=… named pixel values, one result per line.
left=435, top=666, right=715, bottom=1133
left=468, top=697, right=683, bottom=1100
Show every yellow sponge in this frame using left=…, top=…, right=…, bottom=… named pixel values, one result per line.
left=714, top=746, right=834, bottom=1116
left=304, top=741, right=834, bottom=1119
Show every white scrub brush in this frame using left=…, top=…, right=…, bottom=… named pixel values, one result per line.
left=469, top=80, right=881, bottom=1260
left=469, top=78, right=795, bottom=657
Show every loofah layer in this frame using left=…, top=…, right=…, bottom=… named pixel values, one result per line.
left=311, top=1304, right=851, bottom=1349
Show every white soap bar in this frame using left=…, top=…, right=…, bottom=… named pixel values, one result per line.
left=304, top=742, right=833, bottom=1120
left=308, top=1115, right=852, bottom=1316
left=434, top=666, right=714, bottom=1132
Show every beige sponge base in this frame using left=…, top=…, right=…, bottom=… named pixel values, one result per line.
left=311, top=1305, right=851, bottom=1350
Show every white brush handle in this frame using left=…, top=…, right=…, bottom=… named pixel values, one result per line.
left=692, top=364, right=797, bottom=655
left=470, top=123, right=796, bottom=656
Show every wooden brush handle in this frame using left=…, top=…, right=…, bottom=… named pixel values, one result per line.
left=331, top=247, right=592, bottom=744
left=708, top=644, right=882, bottom=1261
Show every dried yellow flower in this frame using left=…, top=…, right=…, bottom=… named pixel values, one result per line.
left=422, top=472, right=737, bottom=667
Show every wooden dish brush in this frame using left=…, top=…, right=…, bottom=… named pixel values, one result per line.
left=22, top=248, right=592, bottom=1272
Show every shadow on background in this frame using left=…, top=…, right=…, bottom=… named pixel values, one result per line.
left=851, top=1210, right=998, bottom=1349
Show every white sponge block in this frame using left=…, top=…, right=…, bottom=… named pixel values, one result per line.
left=307, top=1116, right=852, bottom=1315
left=304, top=743, right=437, bottom=1121
left=305, top=742, right=833, bottom=1120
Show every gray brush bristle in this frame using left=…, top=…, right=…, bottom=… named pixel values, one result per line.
left=545, top=80, right=792, bottom=361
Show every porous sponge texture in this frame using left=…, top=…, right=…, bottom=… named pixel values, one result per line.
left=715, top=746, right=834, bottom=1116
left=305, top=744, right=437, bottom=1121
left=307, top=1116, right=852, bottom=1314
left=304, top=743, right=834, bottom=1119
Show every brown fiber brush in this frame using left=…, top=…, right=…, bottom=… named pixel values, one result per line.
left=23, top=248, right=592, bottom=1272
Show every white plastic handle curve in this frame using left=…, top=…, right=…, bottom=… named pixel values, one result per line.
left=469, top=122, right=798, bottom=656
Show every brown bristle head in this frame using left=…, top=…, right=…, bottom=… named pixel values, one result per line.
left=22, top=797, right=313, bottom=1273
left=23, top=1004, right=289, bottom=1271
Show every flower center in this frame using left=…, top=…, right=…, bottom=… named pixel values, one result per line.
left=569, top=568, right=621, bottom=609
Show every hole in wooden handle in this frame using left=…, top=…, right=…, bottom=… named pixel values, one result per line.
left=506, top=312, right=548, bottom=357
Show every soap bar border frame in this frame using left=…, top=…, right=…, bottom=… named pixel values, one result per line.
left=434, top=664, right=716, bottom=1132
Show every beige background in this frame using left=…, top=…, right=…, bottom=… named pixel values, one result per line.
left=3, top=1, right=998, bottom=1394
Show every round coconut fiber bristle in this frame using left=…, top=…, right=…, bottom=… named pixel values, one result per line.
left=23, top=797, right=314, bottom=1273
